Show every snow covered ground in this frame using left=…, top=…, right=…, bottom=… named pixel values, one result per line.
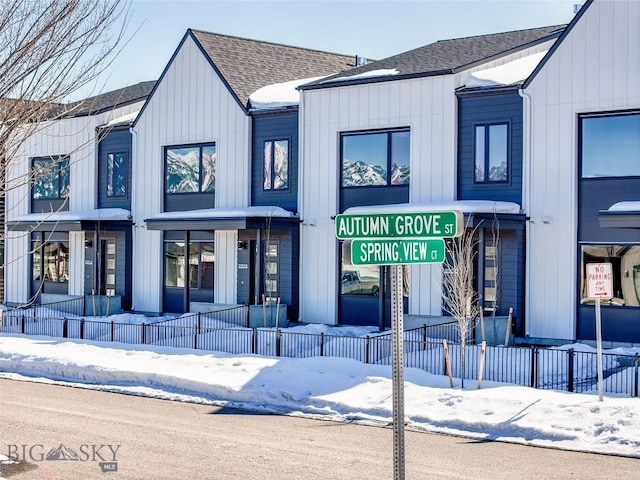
left=1, top=332, right=639, bottom=459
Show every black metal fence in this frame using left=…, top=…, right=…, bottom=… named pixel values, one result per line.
left=1, top=309, right=638, bottom=397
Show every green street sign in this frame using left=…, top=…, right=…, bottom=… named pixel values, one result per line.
left=335, top=211, right=462, bottom=240
left=349, top=238, right=446, bottom=265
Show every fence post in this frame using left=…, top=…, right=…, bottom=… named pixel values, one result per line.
left=63, top=317, right=68, bottom=338
left=320, top=332, right=324, bottom=357
left=422, top=324, right=427, bottom=350
left=365, top=336, right=370, bottom=364
left=252, top=328, right=257, bottom=355
left=197, top=312, right=202, bottom=335
left=275, top=329, right=281, bottom=357
left=142, top=323, right=146, bottom=344
left=530, top=347, right=539, bottom=389
left=194, top=327, right=198, bottom=350
left=246, top=306, right=251, bottom=329
left=634, top=354, right=639, bottom=398
left=111, top=320, right=115, bottom=342
left=567, top=349, right=575, bottom=392
left=21, top=315, right=26, bottom=334
left=80, top=319, right=85, bottom=340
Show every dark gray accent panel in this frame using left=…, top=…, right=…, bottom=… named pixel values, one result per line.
left=32, top=199, right=67, bottom=213
left=98, top=127, right=132, bottom=209
left=164, top=192, right=215, bottom=213
left=496, top=229, right=526, bottom=336
left=579, top=178, right=640, bottom=242
left=251, top=111, right=298, bottom=212
left=457, top=91, right=523, bottom=204
left=340, top=186, right=409, bottom=213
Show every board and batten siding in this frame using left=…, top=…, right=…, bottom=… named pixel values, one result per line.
left=251, top=111, right=298, bottom=212
left=132, top=35, right=249, bottom=312
left=457, top=91, right=523, bottom=204
left=299, top=76, right=457, bottom=325
left=524, top=0, right=640, bottom=340
left=4, top=104, right=140, bottom=304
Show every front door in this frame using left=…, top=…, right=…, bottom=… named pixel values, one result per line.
left=99, top=238, right=117, bottom=296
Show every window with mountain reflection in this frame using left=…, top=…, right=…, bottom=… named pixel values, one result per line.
left=341, top=130, right=410, bottom=187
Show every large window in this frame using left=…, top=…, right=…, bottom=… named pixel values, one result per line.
left=165, top=144, right=216, bottom=194
left=341, top=130, right=410, bottom=187
left=107, top=152, right=127, bottom=197
left=475, top=124, right=508, bottom=183
left=165, top=240, right=214, bottom=289
left=32, top=238, right=69, bottom=283
left=581, top=112, right=640, bottom=178
left=263, top=139, right=289, bottom=190
left=580, top=245, right=640, bottom=307
left=32, top=156, right=70, bottom=200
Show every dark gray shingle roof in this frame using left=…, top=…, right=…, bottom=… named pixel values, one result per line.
left=189, top=30, right=355, bottom=108
left=303, top=25, right=565, bottom=88
left=56, top=81, right=156, bottom=118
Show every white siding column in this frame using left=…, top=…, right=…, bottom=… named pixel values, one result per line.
left=214, top=230, right=237, bottom=304
left=68, top=232, right=84, bottom=295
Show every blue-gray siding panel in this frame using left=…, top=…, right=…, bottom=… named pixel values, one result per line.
left=457, top=92, right=523, bottom=205
left=251, top=112, right=298, bottom=212
left=98, top=128, right=132, bottom=210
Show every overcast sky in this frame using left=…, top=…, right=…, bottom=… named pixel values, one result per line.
left=79, top=0, right=581, bottom=100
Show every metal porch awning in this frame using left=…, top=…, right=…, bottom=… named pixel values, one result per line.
left=598, top=201, right=640, bottom=229
left=7, top=208, right=132, bottom=232
left=144, top=206, right=299, bottom=231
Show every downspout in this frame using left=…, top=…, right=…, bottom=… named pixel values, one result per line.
left=297, top=89, right=306, bottom=321
left=129, top=124, right=138, bottom=311
left=518, top=87, right=532, bottom=337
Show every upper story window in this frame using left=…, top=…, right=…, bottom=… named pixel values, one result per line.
left=581, top=112, right=640, bottom=178
left=475, top=124, right=508, bottom=183
left=341, top=129, right=410, bottom=187
left=165, top=143, right=216, bottom=194
left=32, top=156, right=70, bottom=200
left=107, top=152, right=127, bottom=197
left=263, top=139, right=289, bottom=190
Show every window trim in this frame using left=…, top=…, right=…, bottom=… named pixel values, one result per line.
left=473, top=122, right=510, bottom=184
left=263, top=138, right=291, bottom=192
left=340, top=127, right=410, bottom=188
left=31, top=155, right=70, bottom=201
left=164, top=142, right=216, bottom=195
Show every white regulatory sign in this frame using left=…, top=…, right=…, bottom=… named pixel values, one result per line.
left=586, top=263, right=613, bottom=300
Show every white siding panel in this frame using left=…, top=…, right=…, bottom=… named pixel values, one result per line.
left=132, top=35, right=248, bottom=312
left=524, top=0, right=640, bottom=340
left=4, top=231, right=29, bottom=304
left=214, top=231, right=237, bottom=304
left=299, top=74, right=458, bottom=323
left=68, top=232, right=84, bottom=295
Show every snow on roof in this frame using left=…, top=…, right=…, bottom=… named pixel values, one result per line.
left=466, top=51, right=548, bottom=88
left=607, top=201, right=640, bottom=213
left=11, top=208, right=131, bottom=223
left=323, top=68, right=400, bottom=83
left=249, top=76, right=326, bottom=110
left=101, top=109, right=140, bottom=128
left=344, top=200, right=521, bottom=215
left=146, top=206, right=295, bottom=221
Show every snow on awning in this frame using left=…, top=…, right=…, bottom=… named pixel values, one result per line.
left=342, top=201, right=524, bottom=229
left=145, top=206, right=298, bottom=231
left=343, top=200, right=521, bottom=215
left=8, top=208, right=132, bottom=231
left=598, top=201, right=640, bottom=229
left=249, top=76, right=326, bottom=110
left=465, top=51, right=548, bottom=88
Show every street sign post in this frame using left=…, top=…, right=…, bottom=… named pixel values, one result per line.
left=586, top=262, right=613, bottom=402
left=335, top=210, right=462, bottom=480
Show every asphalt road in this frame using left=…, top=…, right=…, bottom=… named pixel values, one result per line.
left=0, top=378, right=638, bottom=480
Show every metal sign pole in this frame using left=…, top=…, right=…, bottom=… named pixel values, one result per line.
left=595, top=298, right=604, bottom=402
left=390, top=264, right=405, bottom=480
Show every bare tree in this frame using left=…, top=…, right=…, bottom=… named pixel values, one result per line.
left=1, top=0, right=130, bottom=190
left=0, top=0, right=130, bottom=302
left=439, top=222, right=481, bottom=387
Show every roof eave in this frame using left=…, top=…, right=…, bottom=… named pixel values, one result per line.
left=299, top=69, right=454, bottom=91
